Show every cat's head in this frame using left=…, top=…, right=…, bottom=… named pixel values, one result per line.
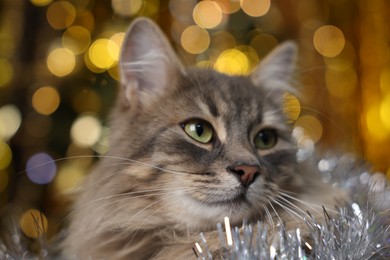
left=108, top=18, right=301, bottom=229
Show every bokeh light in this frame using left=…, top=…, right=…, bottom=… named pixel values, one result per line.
left=283, top=93, right=301, bottom=122
left=0, top=105, right=22, bottom=141
left=0, top=58, right=13, bottom=88
left=365, top=104, right=389, bottom=141
left=215, top=0, right=241, bottom=14
left=193, top=1, right=223, bottom=29
left=62, top=26, right=91, bottom=55
left=313, top=25, right=345, bottom=57
left=169, top=0, right=197, bottom=22
left=46, top=1, right=76, bottom=30
left=380, top=94, right=390, bottom=130
left=32, top=86, right=60, bottom=115
left=0, top=141, right=12, bottom=170
left=88, top=39, right=117, bottom=69
left=19, top=209, right=48, bottom=239
left=181, top=25, right=210, bottom=54
left=26, top=153, right=57, bottom=185
left=112, top=0, right=144, bottom=17
left=71, top=114, right=102, bottom=148
left=240, top=0, right=271, bottom=17
left=30, top=0, right=52, bottom=7
left=47, top=48, right=76, bottom=77
left=294, top=115, right=323, bottom=143
left=55, top=162, right=86, bottom=194
left=214, top=48, right=250, bottom=75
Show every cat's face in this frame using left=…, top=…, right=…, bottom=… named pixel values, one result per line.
left=105, top=18, right=300, bottom=229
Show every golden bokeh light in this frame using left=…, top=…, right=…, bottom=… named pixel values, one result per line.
left=0, top=105, right=21, bottom=141
left=0, top=58, right=13, bottom=88
left=325, top=67, right=357, bottom=99
left=47, top=48, right=76, bottom=77
left=313, top=25, right=345, bottom=57
left=109, top=32, right=125, bottom=60
left=71, top=114, right=102, bottom=148
left=19, top=209, right=48, bottom=239
left=214, top=48, right=250, bottom=75
left=181, top=25, right=210, bottom=54
left=365, top=104, right=389, bottom=141
left=46, top=1, right=76, bottom=30
left=32, top=86, right=60, bottom=116
left=283, top=93, right=301, bottom=122
left=240, top=0, right=271, bottom=17
left=62, top=26, right=91, bottom=55
left=215, top=0, right=241, bottom=14
left=112, top=0, right=144, bottom=16
left=55, top=162, right=86, bottom=194
left=0, top=141, right=12, bottom=170
left=88, top=39, right=117, bottom=69
left=30, top=0, right=52, bottom=6
left=294, top=115, right=323, bottom=143
left=193, top=1, right=223, bottom=29
left=380, top=94, right=390, bottom=130
left=236, top=45, right=259, bottom=71
left=0, top=171, right=8, bottom=192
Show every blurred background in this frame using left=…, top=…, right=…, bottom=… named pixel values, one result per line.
left=0, top=0, right=389, bottom=242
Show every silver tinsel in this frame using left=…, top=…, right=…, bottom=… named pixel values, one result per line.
left=194, top=153, right=390, bottom=260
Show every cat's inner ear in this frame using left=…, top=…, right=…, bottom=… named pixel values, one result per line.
left=119, top=18, right=184, bottom=109
left=251, top=41, right=297, bottom=93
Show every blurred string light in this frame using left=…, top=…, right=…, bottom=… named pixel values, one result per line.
left=0, top=105, right=22, bottom=141
left=214, top=48, right=250, bottom=75
left=112, top=0, right=144, bottom=17
left=46, top=1, right=76, bottom=30
left=19, top=209, right=48, bottom=239
left=215, top=0, right=241, bottom=14
left=0, top=141, right=12, bottom=170
left=313, top=25, right=345, bottom=57
left=283, top=93, right=301, bottom=123
left=181, top=25, right=210, bottom=54
left=47, top=47, right=76, bottom=77
left=30, top=0, right=53, bottom=7
left=70, top=114, right=102, bottom=148
left=294, top=115, right=323, bottom=143
left=32, top=86, right=60, bottom=115
left=62, top=26, right=91, bottom=55
left=26, top=153, right=57, bottom=185
left=240, top=0, right=271, bottom=17
left=193, top=1, right=224, bottom=29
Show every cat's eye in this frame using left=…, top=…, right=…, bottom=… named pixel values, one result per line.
left=254, top=129, right=278, bottom=149
left=182, top=119, right=213, bottom=144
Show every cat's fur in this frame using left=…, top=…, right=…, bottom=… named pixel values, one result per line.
left=63, top=18, right=345, bottom=259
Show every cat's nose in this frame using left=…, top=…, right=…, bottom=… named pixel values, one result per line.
left=227, top=164, right=260, bottom=187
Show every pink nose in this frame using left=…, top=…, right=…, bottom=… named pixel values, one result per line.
left=228, top=164, right=260, bottom=187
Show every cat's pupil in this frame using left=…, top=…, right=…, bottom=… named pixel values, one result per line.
left=195, top=123, right=204, bottom=137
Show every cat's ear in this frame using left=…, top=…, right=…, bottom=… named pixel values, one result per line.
left=250, top=41, right=297, bottom=93
left=119, top=18, right=184, bottom=109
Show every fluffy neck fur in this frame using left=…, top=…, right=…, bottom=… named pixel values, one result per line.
left=63, top=18, right=344, bottom=259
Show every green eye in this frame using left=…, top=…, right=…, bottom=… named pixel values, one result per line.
left=183, top=119, right=213, bottom=144
left=254, top=129, right=278, bottom=149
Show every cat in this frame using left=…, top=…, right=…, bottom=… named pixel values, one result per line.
left=62, top=18, right=346, bottom=259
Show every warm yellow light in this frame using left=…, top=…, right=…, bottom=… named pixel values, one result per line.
left=380, top=94, right=390, bottom=130
left=0, top=105, right=21, bottom=141
left=88, top=39, right=117, bottom=69
left=325, top=67, right=357, bottom=99
left=294, top=115, right=323, bottom=143
left=0, top=141, right=12, bottom=170
left=193, top=1, right=223, bottom=29
left=20, top=209, right=48, bottom=239
left=240, top=0, right=270, bottom=17
left=32, top=86, right=60, bottom=115
left=313, top=25, right=345, bottom=57
left=236, top=45, right=259, bottom=71
left=283, top=93, right=301, bottom=122
left=30, top=0, right=52, bottom=6
left=47, top=1, right=76, bottom=30
left=365, top=104, right=389, bottom=141
left=214, top=49, right=249, bottom=75
left=109, top=33, right=125, bottom=60
left=47, top=48, right=76, bottom=77
left=215, top=0, right=241, bottom=14
left=71, top=114, right=102, bottom=148
left=0, top=58, right=13, bottom=88
left=380, top=66, right=390, bottom=94
left=55, top=163, right=86, bottom=194
left=181, top=25, right=210, bottom=54
left=112, top=0, right=143, bottom=16
left=62, top=26, right=91, bottom=55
